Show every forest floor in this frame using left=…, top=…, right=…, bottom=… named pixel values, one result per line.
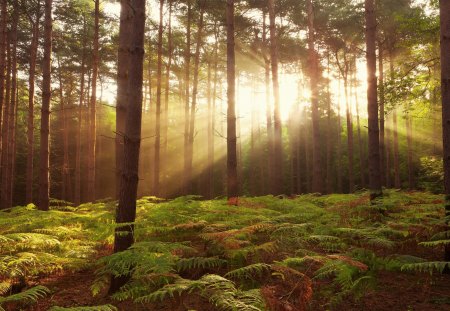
left=1, top=190, right=450, bottom=311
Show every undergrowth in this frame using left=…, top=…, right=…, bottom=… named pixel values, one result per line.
left=0, top=190, right=448, bottom=310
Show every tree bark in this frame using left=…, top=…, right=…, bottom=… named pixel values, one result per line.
left=406, top=111, right=414, bottom=189
left=0, top=34, right=10, bottom=209
left=87, top=0, right=99, bottom=202
left=389, top=53, right=400, bottom=188
left=0, top=0, right=7, bottom=179
left=187, top=1, right=205, bottom=195
left=365, top=0, right=382, bottom=200
left=306, top=0, right=322, bottom=194
left=183, top=0, right=192, bottom=194
left=354, top=64, right=366, bottom=189
left=153, top=0, right=164, bottom=196
left=262, top=11, right=272, bottom=195
left=268, top=0, right=283, bottom=195
left=378, top=44, right=386, bottom=187
left=439, top=0, right=450, bottom=262
left=226, top=0, right=238, bottom=201
left=116, top=0, right=131, bottom=200
left=75, top=17, right=87, bottom=205
left=110, top=0, right=146, bottom=293
left=26, top=1, right=41, bottom=204
left=162, top=0, right=173, bottom=197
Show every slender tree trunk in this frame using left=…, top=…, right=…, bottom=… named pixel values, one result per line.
left=365, top=0, right=382, bottom=199
left=306, top=0, right=322, bottom=194
left=226, top=0, right=238, bottom=202
left=87, top=0, right=99, bottom=201
left=0, top=0, right=7, bottom=178
left=354, top=66, right=366, bottom=189
left=0, top=35, right=10, bottom=209
left=75, top=19, right=87, bottom=205
left=38, top=0, right=53, bottom=211
left=207, top=60, right=214, bottom=199
left=26, top=2, right=40, bottom=204
left=268, top=0, right=283, bottom=195
left=326, top=54, right=333, bottom=194
left=439, top=0, right=450, bottom=262
left=337, top=77, right=343, bottom=193
left=162, top=0, right=172, bottom=196
left=187, top=2, right=205, bottom=194
left=378, top=44, right=386, bottom=187
left=183, top=0, right=192, bottom=194
left=389, top=52, right=400, bottom=188
left=154, top=0, right=164, bottom=196
left=110, top=0, right=146, bottom=293
left=6, top=3, right=18, bottom=208
left=344, top=74, right=354, bottom=193
left=406, top=111, right=414, bottom=189
left=116, top=1, right=131, bottom=200
left=262, top=11, right=272, bottom=195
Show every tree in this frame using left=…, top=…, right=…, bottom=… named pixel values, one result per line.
left=38, top=0, right=53, bottom=211
left=110, top=0, right=146, bottom=292
left=268, top=0, right=283, bottom=195
left=440, top=0, right=450, bottom=261
left=365, top=0, right=382, bottom=200
left=306, top=0, right=323, bottom=194
left=26, top=0, right=41, bottom=204
left=153, top=0, right=164, bottom=196
left=87, top=0, right=99, bottom=201
left=227, top=0, right=237, bottom=202
left=116, top=0, right=131, bottom=200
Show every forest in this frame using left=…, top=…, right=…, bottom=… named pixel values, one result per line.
left=0, top=0, right=450, bottom=310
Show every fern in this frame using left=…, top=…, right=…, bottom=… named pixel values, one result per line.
left=401, top=261, right=450, bottom=274
left=48, top=305, right=118, bottom=311
left=224, top=263, right=271, bottom=280
left=176, top=257, right=227, bottom=272
left=419, top=240, right=450, bottom=247
left=0, top=285, right=50, bottom=310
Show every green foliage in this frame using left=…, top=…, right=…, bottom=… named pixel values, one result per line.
left=418, top=157, right=444, bottom=193
left=48, top=305, right=118, bottom=311
left=0, top=285, right=50, bottom=311
left=401, top=262, right=450, bottom=274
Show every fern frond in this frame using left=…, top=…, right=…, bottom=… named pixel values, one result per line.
left=401, top=261, right=450, bottom=274
left=0, top=285, right=50, bottom=305
left=48, top=305, right=118, bottom=311
left=419, top=240, right=450, bottom=247
left=224, top=263, right=271, bottom=280
left=176, top=257, right=226, bottom=272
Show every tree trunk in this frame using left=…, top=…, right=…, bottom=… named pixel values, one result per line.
left=26, top=1, right=41, bottom=204
left=262, top=11, right=272, bottom=195
left=87, top=0, right=99, bottom=202
left=38, top=0, right=53, bottom=211
left=389, top=53, right=400, bottom=188
left=183, top=0, right=192, bottom=194
left=344, top=74, right=354, bottom=193
left=337, top=77, right=343, bottom=193
left=75, top=18, right=87, bottom=205
left=378, top=44, right=386, bottom=187
left=187, top=2, right=205, bottom=195
left=0, top=0, right=7, bottom=156
left=153, top=0, right=164, bottom=197
left=326, top=54, right=333, bottom=194
left=207, top=60, right=214, bottom=199
left=115, top=0, right=131, bottom=200
left=268, top=0, right=283, bottom=195
left=354, top=65, right=366, bottom=189
left=365, top=0, right=382, bottom=200
left=162, top=0, right=173, bottom=197
left=226, top=0, right=238, bottom=202
left=6, top=2, right=18, bottom=208
left=110, top=0, right=146, bottom=293
left=439, top=0, right=450, bottom=262
left=0, top=34, right=10, bottom=209
left=306, top=0, right=322, bottom=194
left=406, top=111, right=414, bottom=189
